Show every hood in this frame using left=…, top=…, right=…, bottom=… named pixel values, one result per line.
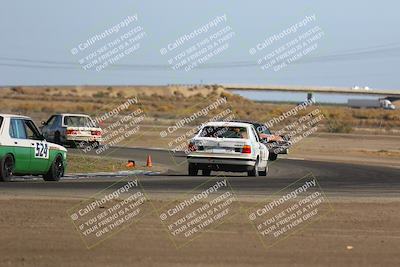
left=48, top=142, right=67, bottom=152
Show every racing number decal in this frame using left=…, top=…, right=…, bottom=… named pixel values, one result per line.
left=35, top=142, right=49, bottom=159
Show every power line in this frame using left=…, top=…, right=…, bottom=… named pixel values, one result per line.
left=1, top=42, right=400, bottom=70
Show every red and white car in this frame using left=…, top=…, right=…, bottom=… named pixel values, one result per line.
left=231, top=120, right=291, bottom=161
left=187, top=122, right=269, bottom=177
left=41, top=114, right=102, bottom=148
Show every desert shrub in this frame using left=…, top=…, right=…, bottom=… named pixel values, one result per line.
left=41, top=106, right=55, bottom=113
left=75, top=105, right=85, bottom=112
left=325, top=119, right=353, bottom=133
left=93, top=91, right=109, bottom=98
left=157, top=104, right=174, bottom=112
left=382, top=112, right=400, bottom=121
left=173, top=90, right=184, bottom=98
left=10, top=87, right=24, bottom=94
left=212, top=84, right=219, bottom=90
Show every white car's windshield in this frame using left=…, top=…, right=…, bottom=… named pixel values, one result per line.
left=199, top=126, right=248, bottom=139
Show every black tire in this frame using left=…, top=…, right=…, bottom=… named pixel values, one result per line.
left=54, top=131, right=61, bottom=144
left=188, top=163, right=198, bottom=176
left=90, top=141, right=100, bottom=148
left=0, top=155, right=14, bottom=182
left=269, top=153, right=278, bottom=161
left=202, top=169, right=211, bottom=176
left=43, top=155, right=64, bottom=181
left=248, top=159, right=259, bottom=177
left=69, top=142, right=78, bottom=148
left=259, top=164, right=268, bottom=176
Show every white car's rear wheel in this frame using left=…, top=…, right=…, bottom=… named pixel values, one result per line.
left=54, top=131, right=61, bottom=144
left=248, top=159, right=259, bottom=177
left=269, top=153, right=278, bottom=161
left=259, top=164, right=268, bottom=176
left=202, top=169, right=211, bottom=176
left=188, top=163, right=198, bottom=176
left=90, top=141, right=100, bottom=148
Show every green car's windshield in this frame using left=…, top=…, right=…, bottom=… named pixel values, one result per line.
left=24, top=120, right=43, bottom=140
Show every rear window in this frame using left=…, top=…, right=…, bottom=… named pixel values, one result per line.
left=0, top=116, right=3, bottom=129
left=255, top=124, right=271, bottom=135
left=199, top=126, right=248, bottom=139
left=64, top=116, right=94, bottom=127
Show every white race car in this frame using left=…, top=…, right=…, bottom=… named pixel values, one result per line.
left=41, top=114, right=102, bottom=148
left=187, top=122, right=269, bottom=177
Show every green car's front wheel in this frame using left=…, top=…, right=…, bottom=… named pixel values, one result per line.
left=0, top=155, right=14, bottom=182
left=43, top=155, right=64, bottom=182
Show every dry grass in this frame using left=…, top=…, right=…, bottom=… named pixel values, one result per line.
left=1, top=85, right=399, bottom=134
left=67, top=154, right=127, bottom=173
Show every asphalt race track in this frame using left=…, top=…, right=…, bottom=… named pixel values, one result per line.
left=1, top=147, right=399, bottom=198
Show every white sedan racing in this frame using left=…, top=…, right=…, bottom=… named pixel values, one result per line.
left=187, top=122, right=269, bottom=177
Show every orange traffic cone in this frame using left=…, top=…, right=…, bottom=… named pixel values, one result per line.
left=126, top=160, right=135, bottom=168
left=146, top=155, right=153, bottom=168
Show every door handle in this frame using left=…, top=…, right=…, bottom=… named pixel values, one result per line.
left=14, top=141, right=18, bottom=144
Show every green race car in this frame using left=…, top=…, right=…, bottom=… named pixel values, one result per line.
left=0, top=114, right=67, bottom=182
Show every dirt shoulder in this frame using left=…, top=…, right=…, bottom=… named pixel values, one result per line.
left=0, top=197, right=399, bottom=267
left=286, top=133, right=400, bottom=168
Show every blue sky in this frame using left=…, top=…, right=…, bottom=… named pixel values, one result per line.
left=1, top=0, right=399, bottom=89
